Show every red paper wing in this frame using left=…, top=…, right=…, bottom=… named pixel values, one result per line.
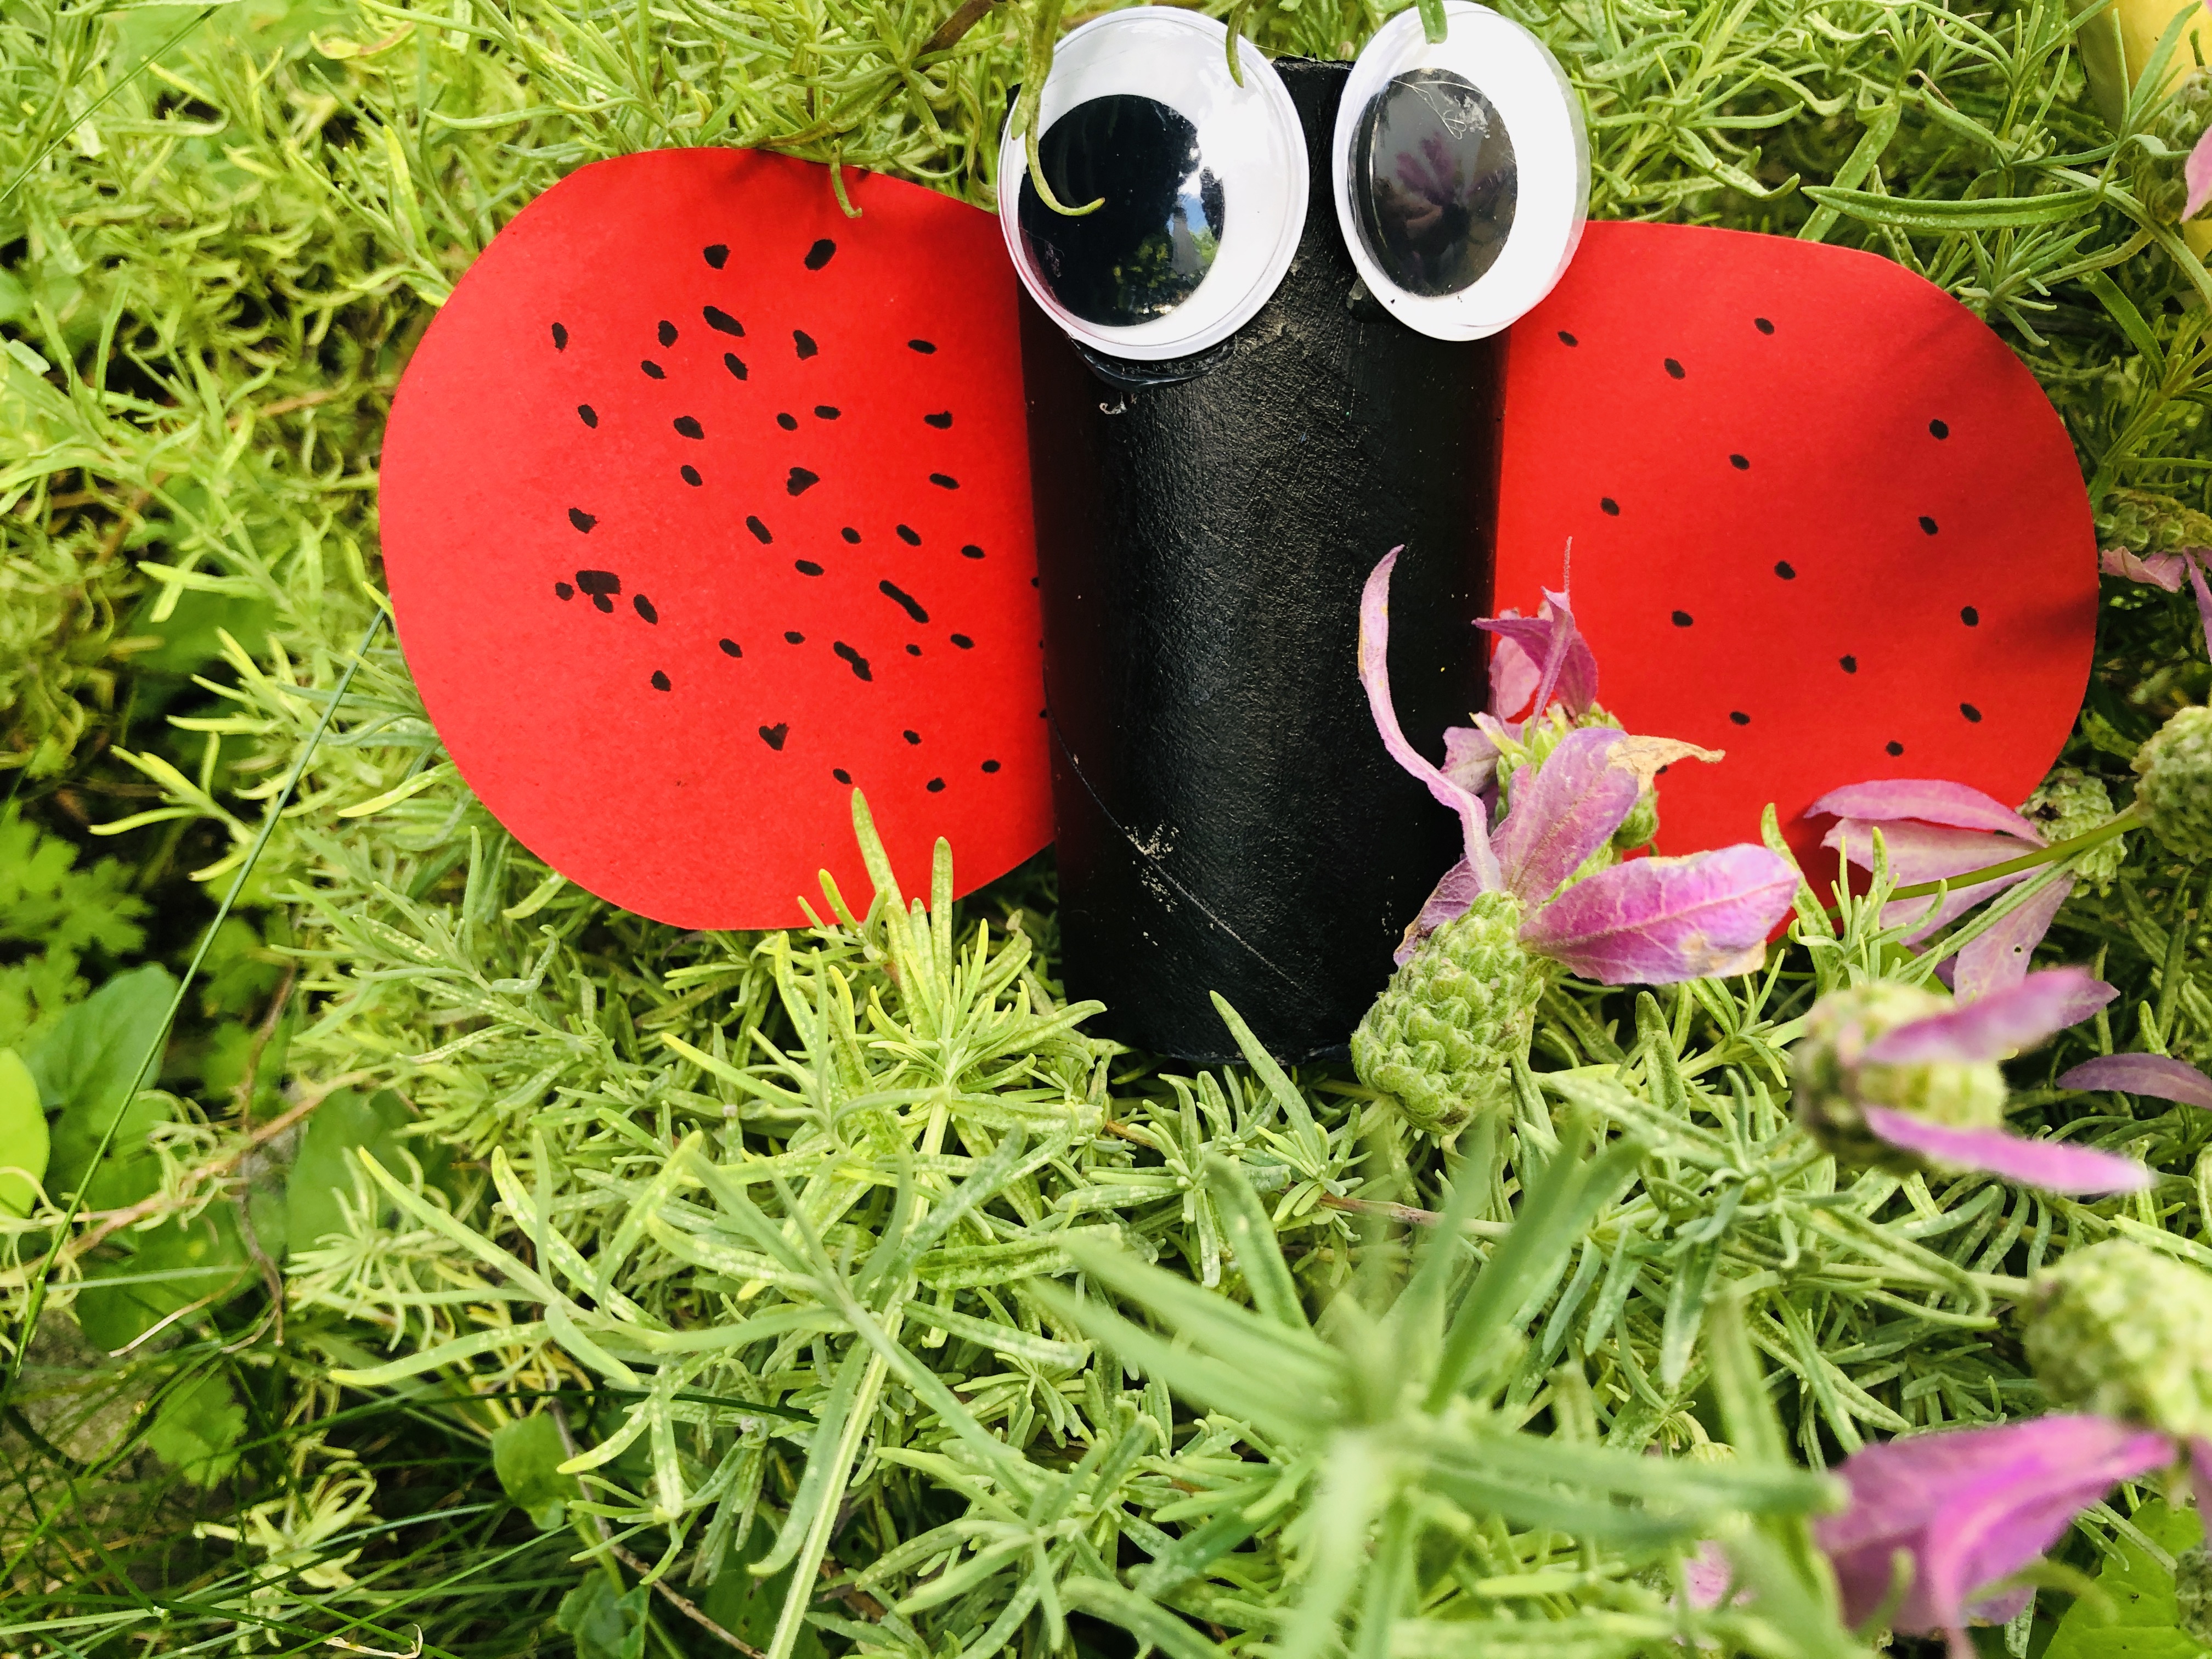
left=1496, top=222, right=2095, bottom=871
left=380, top=149, right=1050, bottom=928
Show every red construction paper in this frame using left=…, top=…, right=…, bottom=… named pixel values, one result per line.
left=1497, top=222, right=2096, bottom=877
left=380, top=150, right=1050, bottom=929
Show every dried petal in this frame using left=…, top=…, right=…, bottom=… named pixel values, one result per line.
left=2102, top=546, right=2191, bottom=591
left=1818, top=1417, right=2174, bottom=1647
left=2059, top=1052, right=2212, bottom=1109
left=1520, top=844, right=1798, bottom=984
left=1489, top=726, right=1639, bottom=909
left=1361, top=551, right=1503, bottom=891
left=1862, top=967, right=2115, bottom=1064
left=1950, top=876, right=2074, bottom=1003
left=1807, top=779, right=2044, bottom=841
left=1613, top=733, right=1724, bottom=790
left=1860, top=1108, right=2149, bottom=1193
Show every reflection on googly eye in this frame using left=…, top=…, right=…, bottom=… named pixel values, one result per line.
left=1334, top=2, right=1587, bottom=340
left=998, top=9, right=1306, bottom=363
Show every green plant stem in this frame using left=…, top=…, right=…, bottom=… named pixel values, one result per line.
left=1853, top=808, right=2140, bottom=908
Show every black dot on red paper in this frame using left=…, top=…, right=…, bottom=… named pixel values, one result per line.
left=929, top=473, right=959, bottom=490
left=1775, top=561, right=1796, bottom=580
left=592, top=594, right=612, bottom=613
left=926, top=777, right=945, bottom=792
left=795, top=560, right=823, bottom=576
left=760, top=723, right=788, bottom=750
left=1729, top=710, right=1750, bottom=726
left=909, top=339, right=937, bottom=354
left=747, top=516, right=772, bottom=544
left=896, top=524, right=921, bottom=546
left=1919, top=516, right=1939, bottom=535
left=833, top=767, right=852, bottom=783
left=815, top=405, right=840, bottom=420
left=704, top=306, right=743, bottom=337
left=793, top=330, right=819, bottom=359
left=907, top=644, right=923, bottom=657
left=634, top=594, right=658, bottom=624
left=578, top=571, right=617, bottom=595
left=657, top=320, right=678, bottom=347
left=1962, top=703, right=1983, bottom=723
left=982, top=759, right=1001, bottom=774
left=718, top=638, right=742, bottom=657
left=1841, top=654, right=1858, bottom=673
left=902, top=730, right=921, bottom=745
left=1664, top=358, right=1685, bottom=379
left=776, top=413, right=798, bottom=431
left=724, top=353, right=748, bottom=381
left=674, top=415, right=704, bottom=439
left=578, top=404, right=597, bottom=427
left=834, top=642, right=871, bottom=680
left=642, top=360, right=665, bottom=379
left=881, top=580, right=929, bottom=623
left=704, top=244, right=729, bottom=268
left=569, top=508, right=597, bottom=533
left=1754, top=317, right=1775, bottom=335
left=951, top=634, right=974, bottom=649
left=651, top=670, right=671, bottom=691
left=1961, top=606, right=1980, bottom=626
left=1729, top=454, right=1748, bottom=470
left=1886, top=740, right=1905, bottom=756
left=924, top=411, right=953, bottom=428
left=1671, top=610, right=1692, bottom=627
left=681, top=465, right=702, bottom=487
left=805, top=239, right=836, bottom=270
left=1929, top=419, right=1949, bottom=439
left=962, top=544, right=985, bottom=560
left=841, top=527, right=861, bottom=544
left=1558, top=330, right=1578, bottom=346
left=551, top=322, right=569, bottom=350
left=1600, top=498, right=1620, bottom=516
left=555, top=581, right=574, bottom=600
left=785, top=630, right=804, bottom=644
left=788, top=468, right=820, bottom=495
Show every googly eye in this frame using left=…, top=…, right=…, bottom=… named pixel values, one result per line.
left=1332, top=1, right=1588, bottom=341
left=998, top=9, right=1308, bottom=363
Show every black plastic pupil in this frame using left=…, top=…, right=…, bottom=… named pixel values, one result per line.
left=1353, top=69, right=1516, bottom=298
left=1017, top=95, right=1224, bottom=326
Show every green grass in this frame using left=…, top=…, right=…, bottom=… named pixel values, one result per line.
left=5, top=0, right=2212, bottom=1655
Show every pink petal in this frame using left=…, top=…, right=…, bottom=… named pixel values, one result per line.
left=1531, top=588, right=1599, bottom=718
left=1822, top=819, right=2035, bottom=941
left=1441, top=725, right=1500, bottom=795
left=2187, top=554, right=2212, bottom=647
left=2188, top=121, right=2212, bottom=223
left=2101, top=546, right=2190, bottom=591
left=1683, top=1539, right=1734, bottom=1610
left=1520, top=843, right=1798, bottom=984
left=2191, top=1437, right=2212, bottom=1520
left=1860, top=1109, right=2150, bottom=1193
left=1862, top=967, right=2116, bottom=1063
left=1395, top=859, right=1481, bottom=966
left=1481, top=612, right=1544, bottom=720
left=2058, top=1052, right=2212, bottom=1109
left=1950, top=875, right=2074, bottom=1003
left=1807, top=780, right=2043, bottom=842
left=1489, top=725, right=1639, bottom=909
left=1361, top=551, right=1503, bottom=891
left=1819, top=1417, right=2174, bottom=1640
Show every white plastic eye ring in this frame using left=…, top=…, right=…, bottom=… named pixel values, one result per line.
left=998, top=9, right=1309, bottom=363
left=1332, top=1, right=1588, bottom=342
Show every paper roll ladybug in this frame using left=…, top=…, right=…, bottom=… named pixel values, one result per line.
left=379, top=3, right=2095, bottom=1060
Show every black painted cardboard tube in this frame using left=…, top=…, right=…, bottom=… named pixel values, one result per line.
left=1020, top=57, right=1504, bottom=1063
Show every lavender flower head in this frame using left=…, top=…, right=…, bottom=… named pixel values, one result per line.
left=1818, top=1240, right=2212, bottom=1656
left=1790, top=967, right=2146, bottom=1194
left=1351, top=551, right=1799, bottom=1130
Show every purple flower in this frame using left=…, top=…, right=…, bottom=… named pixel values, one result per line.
left=1791, top=968, right=2148, bottom=1194
left=1808, top=779, right=2067, bottom=1001
left=1817, top=1416, right=2181, bottom=1656
left=1361, top=551, right=1799, bottom=982
left=2060, top=1051, right=2212, bottom=1109
left=2101, top=540, right=2212, bottom=644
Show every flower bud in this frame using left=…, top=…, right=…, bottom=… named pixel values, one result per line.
left=1791, top=982, right=2006, bottom=1169
left=2096, top=487, right=2212, bottom=559
left=1353, top=893, right=1542, bottom=1134
left=2134, top=706, right=2212, bottom=862
left=2022, top=768, right=2124, bottom=885
left=2023, top=1239, right=2212, bottom=1441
